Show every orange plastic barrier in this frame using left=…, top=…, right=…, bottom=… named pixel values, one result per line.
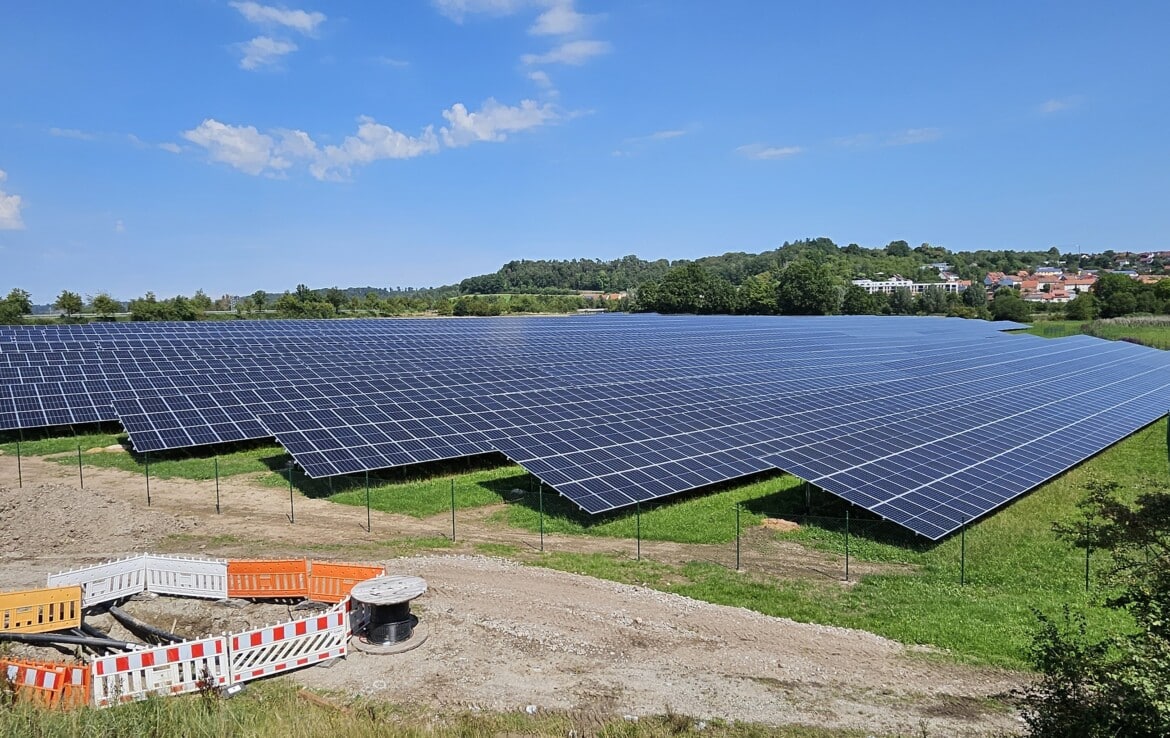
left=0, top=585, right=81, bottom=634
left=226, top=559, right=309, bottom=599
left=0, top=659, right=67, bottom=707
left=308, top=562, right=385, bottom=603
left=57, top=662, right=90, bottom=709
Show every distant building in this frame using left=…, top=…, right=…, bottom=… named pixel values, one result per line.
left=850, top=277, right=967, bottom=295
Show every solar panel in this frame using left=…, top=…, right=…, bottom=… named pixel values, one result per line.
left=1, top=315, right=1165, bottom=539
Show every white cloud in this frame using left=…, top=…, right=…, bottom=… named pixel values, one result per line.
left=431, top=0, right=528, bottom=22
left=530, top=0, right=585, bottom=35
left=230, top=2, right=325, bottom=35
left=648, top=129, right=686, bottom=140
left=522, top=39, right=611, bottom=65
left=158, top=142, right=182, bottom=154
left=114, top=219, right=126, bottom=234
left=311, top=120, right=440, bottom=180
left=885, top=127, right=941, bottom=146
left=0, top=170, right=25, bottom=230
left=374, top=55, right=410, bottom=68
left=440, top=98, right=558, bottom=147
left=736, top=143, right=802, bottom=160
left=49, top=127, right=95, bottom=140
left=237, top=35, right=298, bottom=70
left=528, top=70, right=553, bottom=88
left=182, top=119, right=290, bottom=175
left=184, top=98, right=557, bottom=180
left=1038, top=96, right=1082, bottom=114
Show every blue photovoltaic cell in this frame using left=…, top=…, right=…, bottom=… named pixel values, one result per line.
left=1, top=315, right=1166, bottom=540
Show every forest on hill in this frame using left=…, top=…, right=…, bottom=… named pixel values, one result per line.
left=457, top=238, right=1076, bottom=294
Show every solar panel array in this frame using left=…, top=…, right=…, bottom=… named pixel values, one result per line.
left=2, top=315, right=1167, bottom=540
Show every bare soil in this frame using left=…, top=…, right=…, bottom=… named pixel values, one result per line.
left=0, top=452, right=1026, bottom=736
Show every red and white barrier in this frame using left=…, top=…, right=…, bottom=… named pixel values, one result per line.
left=47, top=555, right=148, bottom=608
left=3, top=660, right=65, bottom=706
left=91, top=636, right=229, bottom=706
left=226, top=604, right=347, bottom=684
left=143, top=555, right=227, bottom=600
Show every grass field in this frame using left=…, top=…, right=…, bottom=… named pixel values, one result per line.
left=1025, top=316, right=1170, bottom=348
left=0, top=681, right=869, bottom=738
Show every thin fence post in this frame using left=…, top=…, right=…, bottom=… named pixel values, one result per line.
left=735, top=504, right=741, bottom=571
left=538, top=481, right=544, bottom=552
left=77, top=442, right=84, bottom=489
left=145, top=451, right=151, bottom=506
left=365, top=471, right=371, bottom=533
left=15, top=434, right=22, bottom=489
left=845, top=509, right=850, bottom=582
left=636, top=502, right=641, bottom=562
left=450, top=478, right=456, bottom=542
left=960, top=520, right=967, bottom=586
left=214, top=456, right=221, bottom=514
left=287, top=462, right=295, bottom=524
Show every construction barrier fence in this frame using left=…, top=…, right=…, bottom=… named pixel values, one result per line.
left=3, top=554, right=389, bottom=709
left=226, top=559, right=309, bottom=599
left=0, top=586, right=81, bottom=634
left=91, top=636, right=230, bottom=707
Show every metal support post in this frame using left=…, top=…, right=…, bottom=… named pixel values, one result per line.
left=636, top=502, right=641, bottom=562
left=845, top=509, right=850, bottom=582
left=77, top=442, right=84, bottom=489
left=450, top=478, right=456, bottom=541
left=1085, top=546, right=1091, bottom=591
left=735, top=504, right=741, bottom=571
left=287, top=462, right=295, bottom=524
left=538, top=482, right=544, bottom=552
left=960, top=521, right=967, bottom=586
left=145, top=452, right=151, bottom=506
left=214, top=457, right=221, bottom=514
left=365, top=471, right=371, bottom=533
left=15, top=434, right=22, bottom=488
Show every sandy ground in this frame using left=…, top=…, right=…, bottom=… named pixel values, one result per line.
left=0, top=451, right=1026, bottom=736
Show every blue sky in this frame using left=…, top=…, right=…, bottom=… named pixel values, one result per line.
left=1, top=1, right=1167, bottom=303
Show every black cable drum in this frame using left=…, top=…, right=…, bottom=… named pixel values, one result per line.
left=350, top=576, right=427, bottom=647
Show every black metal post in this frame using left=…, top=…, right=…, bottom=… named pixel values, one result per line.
left=365, top=470, right=371, bottom=533
left=214, top=457, right=221, bottom=514
left=735, top=504, right=741, bottom=571
left=15, top=434, right=21, bottom=489
left=845, top=509, right=850, bottom=582
left=960, top=521, right=967, bottom=586
left=287, top=462, right=295, bottom=524
left=145, top=451, right=151, bottom=506
left=77, top=442, right=84, bottom=489
left=450, top=478, right=456, bottom=541
left=636, top=502, right=641, bottom=562
left=538, top=482, right=544, bottom=552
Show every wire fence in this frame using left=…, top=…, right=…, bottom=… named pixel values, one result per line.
left=5, top=447, right=1108, bottom=592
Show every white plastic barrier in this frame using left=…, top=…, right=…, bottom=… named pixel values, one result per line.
left=344, top=596, right=368, bottom=637
left=144, top=555, right=228, bottom=599
left=47, top=555, right=148, bottom=608
left=91, top=636, right=229, bottom=707
left=226, top=603, right=348, bottom=684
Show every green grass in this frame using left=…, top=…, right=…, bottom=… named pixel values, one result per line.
left=489, top=472, right=803, bottom=544
left=325, top=463, right=530, bottom=518
left=0, top=429, right=126, bottom=457
left=1025, top=316, right=1170, bottom=348
left=0, top=681, right=877, bottom=738
left=529, top=420, right=1169, bottom=669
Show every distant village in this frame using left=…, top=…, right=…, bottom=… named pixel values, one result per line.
left=851, top=250, right=1170, bottom=304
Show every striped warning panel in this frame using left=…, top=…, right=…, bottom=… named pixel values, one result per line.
left=227, top=606, right=347, bottom=683
left=91, top=636, right=229, bottom=707
left=2, top=659, right=65, bottom=707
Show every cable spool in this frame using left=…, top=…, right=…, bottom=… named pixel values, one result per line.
left=350, top=576, right=427, bottom=649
